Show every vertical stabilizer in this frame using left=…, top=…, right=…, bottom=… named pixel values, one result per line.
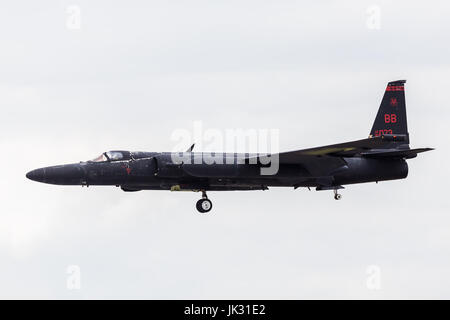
left=370, top=80, right=409, bottom=144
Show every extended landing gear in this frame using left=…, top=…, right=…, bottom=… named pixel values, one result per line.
left=334, top=189, right=342, bottom=200
left=196, top=199, right=212, bottom=213
left=316, top=185, right=344, bottom=200
left=196, top=190, right=213, bottom=213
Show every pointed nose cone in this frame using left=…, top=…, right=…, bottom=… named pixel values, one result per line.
left=26, top=168, right=46, bottom=182
left=26, top=164, right=86, bottom=185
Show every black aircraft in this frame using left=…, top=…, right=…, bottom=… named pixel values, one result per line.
left=27, top=80, right=432, bottom=213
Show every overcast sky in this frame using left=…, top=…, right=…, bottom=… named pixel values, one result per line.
left=0, top=0, right=448, bottom=299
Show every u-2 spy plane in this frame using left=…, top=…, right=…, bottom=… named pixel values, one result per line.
left=27, top=80, right=432, bottom=213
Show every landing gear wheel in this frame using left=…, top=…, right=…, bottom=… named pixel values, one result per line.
left=333, top=189, right=342, bottom=200
left=196, top=198, right=212, bottom=213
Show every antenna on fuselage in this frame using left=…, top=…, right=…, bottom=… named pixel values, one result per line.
left=186, top=143, right=195, bottom=152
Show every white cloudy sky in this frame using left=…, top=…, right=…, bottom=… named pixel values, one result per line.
left=0, top=0, right=449, bottom=299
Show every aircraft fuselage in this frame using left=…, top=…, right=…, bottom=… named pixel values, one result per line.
left=26, top=152, right=408, bottom=191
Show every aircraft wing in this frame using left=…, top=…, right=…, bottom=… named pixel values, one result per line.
left=361, top=147, right=434, bottom=159
left=247, top=136, right=394, bottom=165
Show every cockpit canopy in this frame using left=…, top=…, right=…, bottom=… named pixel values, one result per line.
left=89, top=150, right=132, bottom=162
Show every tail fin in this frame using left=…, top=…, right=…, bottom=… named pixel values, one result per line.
left=370, top=80, right=409, bottom=144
